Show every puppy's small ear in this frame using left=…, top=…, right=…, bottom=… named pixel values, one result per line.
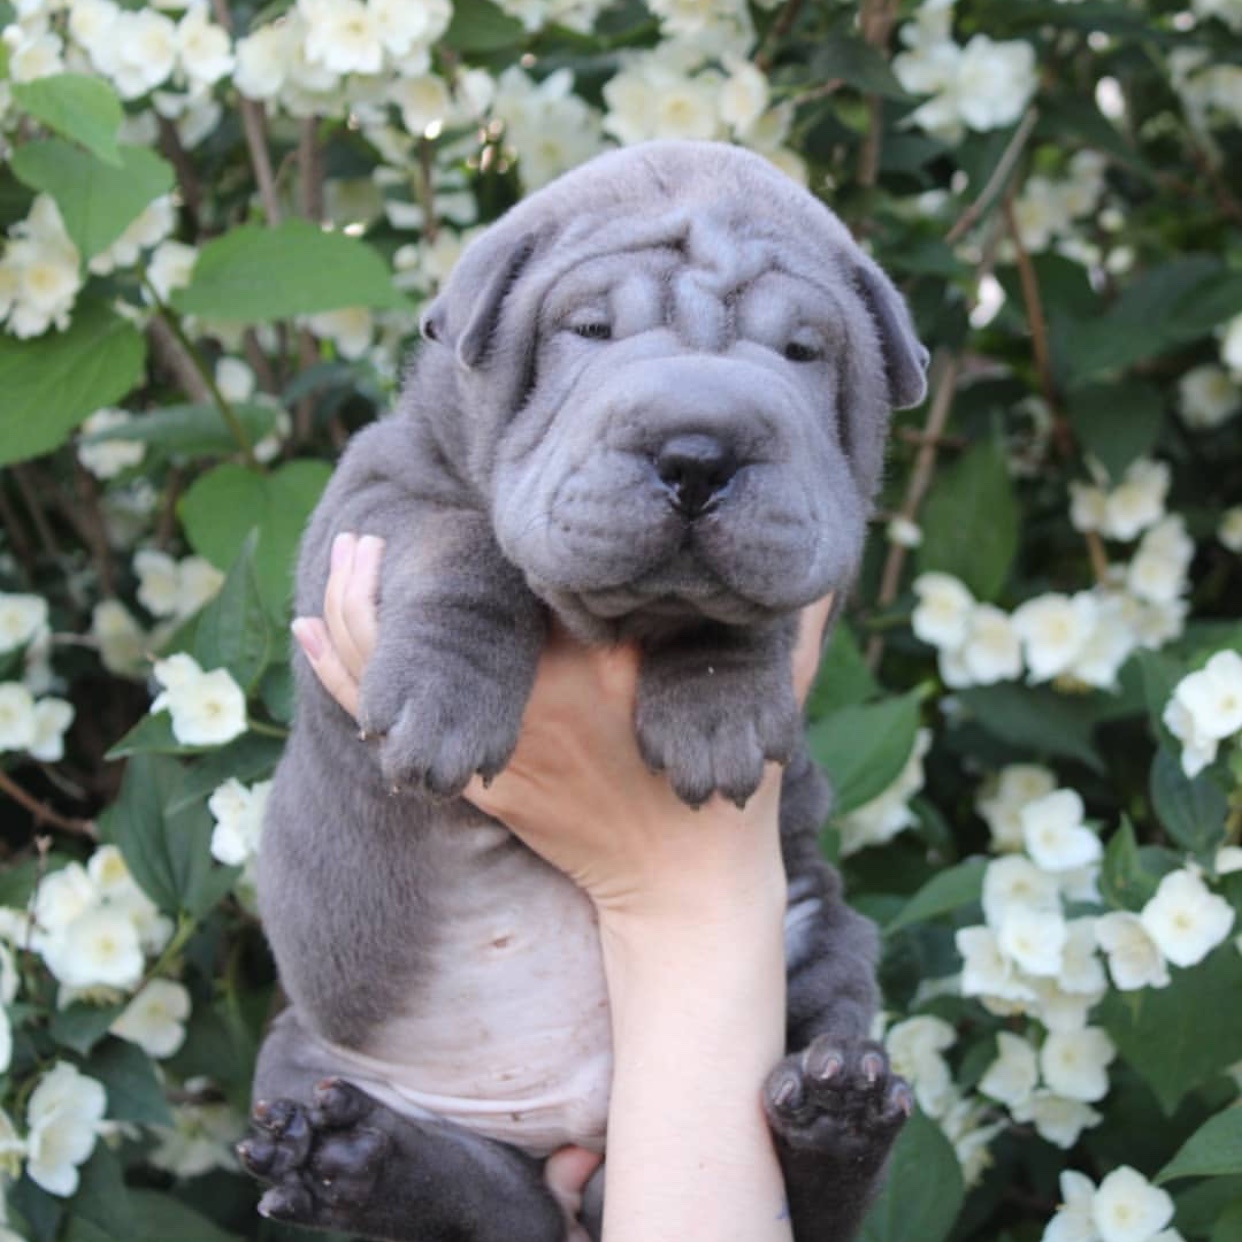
left=419, top=301, right=445, bottom=344
left=456, top=232, right=541, bottom=370
left=853, top=258, right=929, bottom=409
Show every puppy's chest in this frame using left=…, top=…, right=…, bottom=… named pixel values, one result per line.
left=340, top=823, right=614, bottom=1156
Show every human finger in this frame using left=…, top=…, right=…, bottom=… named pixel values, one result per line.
left=322, top=533, right=381, bottom=682
left=292, top=616, right=361, bottom=719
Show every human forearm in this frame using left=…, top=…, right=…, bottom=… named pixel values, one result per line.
left=598, top=858, right=794, bottom=1242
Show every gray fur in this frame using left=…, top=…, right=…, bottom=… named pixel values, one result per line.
left=249, top=141, right=927, bottom=1242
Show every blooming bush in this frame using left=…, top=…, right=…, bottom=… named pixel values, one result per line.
left=0, top=0, right=1240, bottom=1239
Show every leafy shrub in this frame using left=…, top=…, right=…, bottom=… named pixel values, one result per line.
left=0, top=2, right=1240, bottom=1241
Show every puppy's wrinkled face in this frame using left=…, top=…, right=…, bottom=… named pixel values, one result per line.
left=489, top=221, right=868, bottom=637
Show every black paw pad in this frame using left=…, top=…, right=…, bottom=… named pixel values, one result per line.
left=764, top=1037, right=911, bottom=1169
left=241, top=1083, right=390, bottom=1228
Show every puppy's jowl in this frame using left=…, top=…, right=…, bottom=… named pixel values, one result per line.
left=242, top=141, right=928, bottom=1242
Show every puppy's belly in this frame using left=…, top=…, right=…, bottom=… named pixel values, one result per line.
left=322, top=822, right=613, bottom=1157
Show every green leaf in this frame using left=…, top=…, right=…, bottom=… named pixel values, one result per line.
left=1150, top=745, right=1228, bottom=860
left=12, top=74, right=123, bottom=164
left=180, top=460, right=332, bottom=618
left=886, top=858, right=987, bottom=934
left=173, top=219, right=409, bottom=322
left=0, top=300, right=146, bottom=466
left=1066, top=380, right=1163, bottom=480
left=194, top=533, right=274, bottom=693
left=81, top=401, right=280, bottom=460
left=63, top=1146, right=137, bottom=1242
left=1100, top=945, right=1242, bottom=1114
left=811, top=36, right=912, bottom=100
left=442, top=0, right=526, bottom=51
left=9, top=139, right=173, bottom=259
left=86, top=1037, right=174, bottom=1126
left=806, top=622, right=879, bottom=719
left=1101, top=817, right=1176, bottom=912
left=809, top=691, right=922, bottom=815
left=1212, top=1200, right=1242, bottom=1242
left=106, top=753, right=221, bottom=918
left=1061, top=255, right=1227, bottom=382
left=49, top=1001, right=125, bottom=1056
left=1177, top=1176, right=1242, bottom=1239
left=169, top=732, right=286, bottom=813
left=958, top=683, right=1103, bottom=772
left=859, top=1109, right=964, bottom=1242
left=129, top=1193, right=243, bottom=1242
left=917, top=439, right=1018, bottom=602
left=1158, top=1108, right=1242, bottom=1183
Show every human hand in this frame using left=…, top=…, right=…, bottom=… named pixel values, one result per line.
left=293, top=533, right=833, bottom=923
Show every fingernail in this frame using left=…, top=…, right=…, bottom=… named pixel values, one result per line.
left=330, top=532, right=353, bottom=570
left=291, top=618, right=322, bottom=660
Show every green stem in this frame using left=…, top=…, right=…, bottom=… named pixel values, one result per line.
left=246, top=716, right=289, bottom=739
left=141, top=274, right=258, bottom=466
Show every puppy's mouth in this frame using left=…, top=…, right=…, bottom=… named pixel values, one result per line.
left=575, top=550, right=775, bottom=633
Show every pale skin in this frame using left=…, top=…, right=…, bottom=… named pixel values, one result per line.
left=292, top=532, right=834, bottom=1242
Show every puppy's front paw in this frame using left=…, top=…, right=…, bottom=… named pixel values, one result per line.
left=636, top=690, right=799, bottom=807
left=358, top=649, right=523, bottom=797
left=763, top=1038, right=912, bottom=1169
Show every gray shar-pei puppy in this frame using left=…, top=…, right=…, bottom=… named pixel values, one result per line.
left=241, top=140, right=928, bottom=1242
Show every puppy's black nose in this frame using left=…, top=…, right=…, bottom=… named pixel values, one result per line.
left=655, top=434, right=737, bottom=518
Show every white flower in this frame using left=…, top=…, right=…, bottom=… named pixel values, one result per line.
left=88, top=845, right=173, bottom=955
left=134, top=548, right=181, bottom=617
left=1043, top=1169, right=1098, bottom=1241
left=176, top=2, right=233, bottom=88
left=25, top=1063, right=107, bottom=1197
left=0, top=593, right=48, bottom=654
left=1039, top=1027, right=1116, bottom=1102
left=1170, top=650, right=1242, bottom=742
left=0, top=682, right=37, bottom=752
left=29, top=697, right=74, bottom=762
left=1216, top=845, right=1242, bottom=875
left=978, top=764, right=1058, bottom=852
left=215, top=357, right=256, bottom=403
left=208, top=778, right=272, bottom=866
left=301, top=0, right=383, bottom=75
left=954, top=605, right=1022, bottom=686
left=305, top=307, right=374, bottom=360
left=954, top=35, right=1037, bottom=131
left=1068, top=595, right=1137, bottom=691
left=1020, top=1094, right=1102, bottom=1153
left=983, top=855, right=1061, bottom=927
left=111, top=979, right=191, bottom=1058
left=40, top=906, right=145, bottom=990
left=1179, top=363, right=1241, bottom=429
left=150, top=653, right=247, bottom=747
left=177, top=557, right=225, bottom=617
left=147, top=240, right=199, bottom=302
left=1070, top=480, right=1108, bottom=533
left=1031, top=977, right=1103, bottom=1033
left=1021, top=790, right=1102, bottom=872
left=1095, top=911, right=1170, bottom=991
left=1139, top=868, right=1235, bottom=968
left=956, top=924, right=1037, bottom=1004
left=1126, top=516, right=1194, bottom=606
left=92, top=600, right=148, bottom=679
left=1163, top=698, right=1219, bottom=779
left=884, top=1015, right=956, bottom=1116
left=1092, top=1166, right=1174, bottom=1242
left=1059, top=918, right=1108, bottom=996
left=998, top=905, right=1068, bottom=977
left=150, top=1095, right=245, bottom=1178
left=1220, top=506, right=1242, bottom=553
left=912, top=572, right=975, bottom=650
left=0, top=195, right=83, bottom=338
left=96, top=9, right=178, bottom=99
left=389, top=73, right=451, bottom=136
left=371, top=0, right=451, bottom=55
left=33, top=863, right=96, bottom=938
left=77, top=409, right=146, bottom=479
left=234, top=22, right=296, bottom=99
left=1012, top=593, right=1099, bottom=683
left=978, top=1031, right=1038, bottom=1109
left=1101, top=460, right=1170, bottom=541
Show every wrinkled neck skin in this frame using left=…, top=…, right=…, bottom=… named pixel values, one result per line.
left=407, top=209, right=883, bottom=646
